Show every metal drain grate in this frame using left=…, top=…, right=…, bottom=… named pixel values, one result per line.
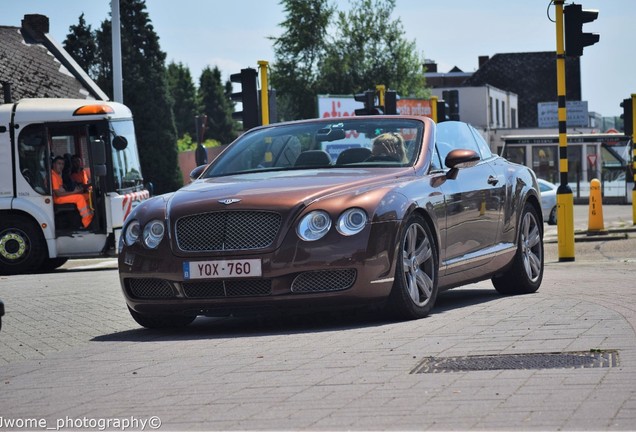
left=411, top=350, right=619, bottom=374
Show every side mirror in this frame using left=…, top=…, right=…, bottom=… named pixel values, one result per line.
left=90, top=139, right=107, bottom=177
left=112, top=136, right=128, bottom=151
left=445, top=149, right=480, bottom=180
left=189, top=165, right=206, bottom=180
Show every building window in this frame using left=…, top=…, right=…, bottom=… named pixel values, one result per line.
left=511, top=108, right=517, bottom=128
left=502, top=101, right=506, bottom=127
left=489, top=97, right=494, bottom=126
left=496, top=100, right=500, bottom=127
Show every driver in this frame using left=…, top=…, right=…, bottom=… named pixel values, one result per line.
left=371, top=132, right=407, bottom=162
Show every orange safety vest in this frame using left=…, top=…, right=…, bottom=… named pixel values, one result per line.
left=51, top=170, right=93, bottom=228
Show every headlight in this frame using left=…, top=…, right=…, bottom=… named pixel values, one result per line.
left=142, top=219, right=165, bottom=249
left=124, top=220, right=140, bottom=246
left=337, top=208, right=367, bottom=236
left=297, top=210, right=332, bottom=241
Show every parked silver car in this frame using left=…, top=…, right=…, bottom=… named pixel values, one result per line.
left=538, top=179, right=557, bottom=225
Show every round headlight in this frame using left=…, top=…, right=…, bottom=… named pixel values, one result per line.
left=143, top=219, right=165, bottom=249
left=337, top=208, right=368, bottom=236
left=124, top=219, right=140, bottom=246
left=297, top=210, right=332, bottom=241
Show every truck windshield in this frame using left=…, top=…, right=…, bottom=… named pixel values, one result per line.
left=110, top=120, right=144, bottom=192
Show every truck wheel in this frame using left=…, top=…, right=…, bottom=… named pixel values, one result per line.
left=0, top=215, right=47, bottom=275
left=128, top=307, right=196, bottom=329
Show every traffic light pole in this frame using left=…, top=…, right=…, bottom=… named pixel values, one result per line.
left=258, top=61, right=269, bottom=126
left=430, top=96, right=438, bottom=123
left=555, top=0, right=575, bottom=261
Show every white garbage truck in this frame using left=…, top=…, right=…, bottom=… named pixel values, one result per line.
left=0, top=98, right=150, bottom=274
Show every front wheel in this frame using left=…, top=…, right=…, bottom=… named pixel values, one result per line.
left=128, top=307, right=196, bottom=329
left=386, top=214, right=439, bottom=320
left=492, top=203, right=544, bottom=295
left=0, top=215, right=47, bottom=275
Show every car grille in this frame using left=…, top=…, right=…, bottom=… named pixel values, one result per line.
left=175, top=211, right=282, bottom=252
left=291, top=269, right=356, bottom=293
left=127, top=278, right=175, bottom=299
left=183, top=280, right=272, bottom=298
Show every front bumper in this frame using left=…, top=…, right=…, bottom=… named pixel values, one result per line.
left=118, top=221, right=400, bottom=317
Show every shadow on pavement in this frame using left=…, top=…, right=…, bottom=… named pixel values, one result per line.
left=92, top=286, right=504, bottom=343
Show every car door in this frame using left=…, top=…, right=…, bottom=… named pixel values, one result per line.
left=436, top=122, right=504, bottom=273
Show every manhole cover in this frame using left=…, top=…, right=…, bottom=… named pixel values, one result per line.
left=411, top=350, right=619, bottom=374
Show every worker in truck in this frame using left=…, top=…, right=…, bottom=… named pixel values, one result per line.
left=51, top=156, right=94, bottom=229
left=70, top=154, right=91, bottom=188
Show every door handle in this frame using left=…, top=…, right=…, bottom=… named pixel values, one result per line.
left=488, top=176, right=499, bottom=185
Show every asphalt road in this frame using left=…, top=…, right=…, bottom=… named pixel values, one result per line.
left=0, top=205, right=634, bottom=430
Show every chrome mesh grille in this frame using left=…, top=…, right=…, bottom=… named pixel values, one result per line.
left=176, top=211, right=282, bottom=252
left=291, top=269, right=356, bottom=293
left=127, top=278, right=175, bottom=298
left=183, top=279, right=272, bottom=298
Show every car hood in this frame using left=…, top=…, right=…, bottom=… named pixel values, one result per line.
left=166, top=168, right=412, bottom=219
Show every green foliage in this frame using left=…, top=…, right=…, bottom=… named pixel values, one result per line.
left=198, top=66, right=238, bottom=144
left=270, top=0, right=335, bottom=121
left=63, top=13, right=97, bottom=78
left=271, top=0, right=429, bottom=120
left=176, top=133, right=221, bottom=153
left=167, top=62, right=199, bottom=138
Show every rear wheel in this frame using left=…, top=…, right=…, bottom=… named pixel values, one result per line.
left=128, top=307, right=196, bottom=329
left=387, top=214, right=439, bottom=320
left=492, top=203, right=543, bottom=295
left=0, top=215, right=47, bottom=275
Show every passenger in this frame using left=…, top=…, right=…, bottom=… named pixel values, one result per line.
left=51, top=156, right=94, bottom=229
left=370, top=132, right=408, bottom=162
left=70, top=154, right=91, bottom=190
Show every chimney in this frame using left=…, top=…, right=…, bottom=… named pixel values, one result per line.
left=21, top=14, right=50, bottom=42
left=423, top=59, right=437, bottom=73
left=478, top=56, right=490, bottom=69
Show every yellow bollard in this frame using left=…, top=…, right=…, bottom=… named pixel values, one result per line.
left=587, top=178, right=606, bottom=234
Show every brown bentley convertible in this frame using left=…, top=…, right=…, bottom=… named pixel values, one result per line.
left=118, top=116, right=543, bottom=328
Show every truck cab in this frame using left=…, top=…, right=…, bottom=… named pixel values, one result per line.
left=0, top=98, right=149, bottom=274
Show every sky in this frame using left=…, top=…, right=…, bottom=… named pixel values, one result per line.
left=3, top=0, right=634, bottom=118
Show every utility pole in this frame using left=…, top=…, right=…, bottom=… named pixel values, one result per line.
left=111, top=0, right=123, bottom=103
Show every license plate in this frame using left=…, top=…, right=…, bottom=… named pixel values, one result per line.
left=183, top=259, right=262, bottom=280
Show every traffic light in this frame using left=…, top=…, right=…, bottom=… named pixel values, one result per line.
left=230, top=68, right=259, bottom=130
left=436, top=100, right=450, bottom=123
left=354, top=90, right=379, bottom=115
left=442, top=90, right=459, bottom=121
left=621, top=98, right=633, bottom=136
left=564, top=4, right=600, bottom=57
left=384, top=90, right=397, bottom=115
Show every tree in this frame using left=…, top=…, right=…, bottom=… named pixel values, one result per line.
left=270, top=0, right=427, bottom=120
left=318, top=0, right=427, bottom=98
left=198, top=66, right=237, bottom=144
left=167, top=62, right=199, bottom=139
left=92, top=0, right=182, bottom=194
left=270, top=0, right=335, bottom=121
left=63, top=13, right=97, bottom=78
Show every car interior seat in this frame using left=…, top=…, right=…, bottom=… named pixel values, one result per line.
left=335, top=147, right=372, bottom=165
left=294, top=150, right=332, bottom=167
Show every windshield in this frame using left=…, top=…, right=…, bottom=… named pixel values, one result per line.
left=202, top=118, right=424, bottom=178
left=110, top=119, right=144, bottom=192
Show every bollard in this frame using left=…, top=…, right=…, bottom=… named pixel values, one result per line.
left=587, top=178, right=607, bottom=234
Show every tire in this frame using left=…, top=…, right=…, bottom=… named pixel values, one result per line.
left=549, top=206, right=557, bottom=225
left=0, top=215, right=47, bottom=275
left=492, top=203, right=544, bottom=295
left=128, top=307, right=196, bottom=329
left=387, top=213, right=439, bottom=320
